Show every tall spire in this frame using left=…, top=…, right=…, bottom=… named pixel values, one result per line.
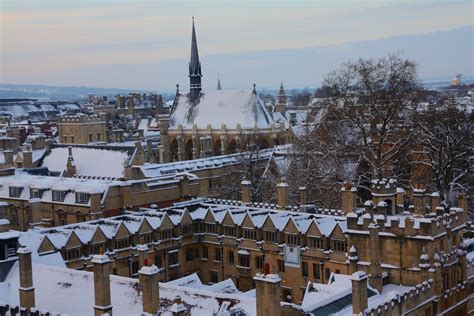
left=189, top=17, right=202, bottom=103
left=217, top=73, right=222, bottom=90
left=275, top=81, right=287, bottom=113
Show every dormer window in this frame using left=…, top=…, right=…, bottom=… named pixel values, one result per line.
left=52, top=190, right=66, bottom=202
left=30, top=188, right=43, bottom=199
left=75, top=192, right=90, bottom=204
left=9, top=186, right=23, bottom=198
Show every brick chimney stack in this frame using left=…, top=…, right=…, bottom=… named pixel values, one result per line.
left=92, top=253, right=113, bottom=316
left=368, top=221, right=383, bottom=292
left=351, top=271, right=368, bottom=315
left=28, top=198, right=42, bottom=227
left=170, top=296, right=187, bottom=316
left=18, top=247, right=35, bottom=312
left=277, top=180, right=288, bottom=210
left=254, top=271, right=282, bottom=316
left=341, top=182, right=357, bottom=214
left=240, top=179, right=252, bottom=204
left=299, top=186, right=307, bottom=207
left=139, top=259, right=160, bottom=315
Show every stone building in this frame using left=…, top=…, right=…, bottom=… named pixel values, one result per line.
left=159, top=19, right=288, bottom=163
left=58, top=113, right=107, bottom=144
left=6, top=178, right=469, bottom=314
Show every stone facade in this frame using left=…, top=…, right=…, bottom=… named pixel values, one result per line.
left=58, top=113, right=107, bottom=144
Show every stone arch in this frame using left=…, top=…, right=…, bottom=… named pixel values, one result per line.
left=170, top=138, right=179, bottom=162
left=227, top=139, right=238, bottom=154
left=57, top=208, right=68, bottom=226
left=184, top=139, right=193, bottom=161
left=212, top=139, right=222, bottom=156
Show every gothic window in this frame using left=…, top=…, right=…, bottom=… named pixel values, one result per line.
left=286, top=234, right=301, bottom=246
left=243, top=229, right=257, bottom=240
left=58, top=212, right=68, bottom=226
left=264, top=231, right=277, bottom=243
left=308, top=237, right=323, bottom=249
left=205, top=223, right=216, bottom=234
left=332, top=240, right=347, bottom=252
left=224, top=226, right=236, bottom=237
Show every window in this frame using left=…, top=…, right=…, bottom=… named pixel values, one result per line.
left=160, top=229, right=172, bottom=240
left=243, top=229, right=257, bottom=240
left=114, top=238, right=130, bottom=250
left=206, top=223, right=216, bottom=234
left=186, top=248, right=195, bottom=262
left=65, top=248, right=80, bottom=261
left=313, top=263, right=321, bottom=280
left=155, top=255, right=162, bottom=267
left=131, top=260, right=139, bottom=275
left=63, top=136, right=68, bottom=143
left=97, top=133, right=101, bottom=141
left=52, top=190, right=66, bottom=202
left=168, top=250, right=179, bottom=266
left=309, top=237, right=323, bottom=249
left=194, top=222, right=204, bottom=233
left=278, top=259, right=285, bottom=272
left=202, top=246, right=208, bottom=259
left=332, top=240, right=347, bottom=252
left=90, top=243, right=104, bottom=255
left=194, top=247, right=199, bottom=259
left=256, top=256, right=264, bottom=269
left=214, top=248, right=222, bottom=262
left=30, top=189, right=43, bottom=199
left=182, top=225, right=192, bottom=236
left=76, top=213, right=86, bottom=223
left=9, top=187, right=23, bottom=198
left=58, top=212, right=68, bottom=226
left=75, top=192, right=90, bottom=204
left=238, top=255, right=250, bottom=267
left=286, top=234, right=301, bottom=246
left=228, top=251, right=234, bottom=264
left=302, top=262, right=308, bottom=277
left=264, top=231, right=277, bottom=243
left=71, top=136, right=75, bottom=143
left=10, top=209, right=18, bottom=225
left=141, top=233, right=152, bottom=244
left=224, top=226, right=236, bottom=237
left=89, top=134, right=93, bottom=142
left=210, top=271, right=218, bottom=283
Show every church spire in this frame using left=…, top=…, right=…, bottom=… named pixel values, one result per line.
left=275, top=81, right=287, bottom=112
left=189, top=17, right=202, bottom=103
left=217, top=73, right=222, bottom=90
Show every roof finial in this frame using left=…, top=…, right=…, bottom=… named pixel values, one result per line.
left=253, top=83, right=256, bottom=93
left=176, top=83, right=179, bottom=94
left=217, top=73, right=222, bottom=90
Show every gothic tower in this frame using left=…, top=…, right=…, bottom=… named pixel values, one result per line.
left=189, top=17, right=202, bottom=104
left=275, top=81, right=288, bottom=113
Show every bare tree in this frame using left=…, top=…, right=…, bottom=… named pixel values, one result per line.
left=413, top=96, right=473, bottom=204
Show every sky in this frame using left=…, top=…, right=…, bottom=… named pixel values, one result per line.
left=1, top=0, right=473, bottom=90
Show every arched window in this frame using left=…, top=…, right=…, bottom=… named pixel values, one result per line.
left=170, top=139, right=179, bottom=162
left=58, top=211, right=68, bottom=226
left=184, top=139, right=193, bottom=160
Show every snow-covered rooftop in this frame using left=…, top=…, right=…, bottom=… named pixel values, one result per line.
left=170, top=89, right=274, bottom=129
left=42, top=147, right=129, bottom=178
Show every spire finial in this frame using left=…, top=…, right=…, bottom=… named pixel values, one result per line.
left=253, top=83, right=256, bottom=93
left=176, top=83, right=179, bottom=93
left=217, top=73, right=222, bottom=90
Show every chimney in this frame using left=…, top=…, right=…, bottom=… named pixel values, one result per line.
left=430, top=192, right=440, bottom=213
left=18, top=247, right=35, bottom=311
left=66, top=146, right=76, bottom=177
left=0, top=218, right=10, bottom=233
left=139, top=260, right=160, bottom=315
left=458, top=192, right=468, bottom=213
left=179, top=175, right=190, bottom=197
left=92, top=253, right=113, bottom=316
left=120, top=184, right=132, bottom=209
left=364, top=200, right=374, bottom=215
left=277, top=180, right=288, bottom=210
left=341, top=182, right=357, bottom=214
left=133, top=141, right=145, bottom=166
left=146, top=139, right=154, bottom=163
left=299, top=186, right=307, bottom=207
left=240, top=179, right=252, bottom=204
left=350, top=271, right=368, bottom=315
left=254, top=271, right=281, bottom=316
left=170, top=296, right=187, bottom=316
left=348, top=245, right=359, bottom=274
left=368, top=222, right=383, bottom=292
left=28, top=198, right=43, bottom=227
left=22, top=151, right=33, bottom=168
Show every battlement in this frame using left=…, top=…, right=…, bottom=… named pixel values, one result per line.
left=59, top=113, right=106, bottom=124
left=346, top=207, right=465, bottom=238
left=366, top=279, right=434, bottom=315
left=371, top=178, right=397, bottom=196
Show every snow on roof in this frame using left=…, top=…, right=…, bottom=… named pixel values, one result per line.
left=42, top=147, right=129, bottom=178
left=170, top=89, right=273, bottom=129
left=0, top=173, right=122, bottom=204
left=139, top=147, right=279, bottom=178
left=0, top=262, right=256, bottom=315
left=301, top=274, right=353, bottom=312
